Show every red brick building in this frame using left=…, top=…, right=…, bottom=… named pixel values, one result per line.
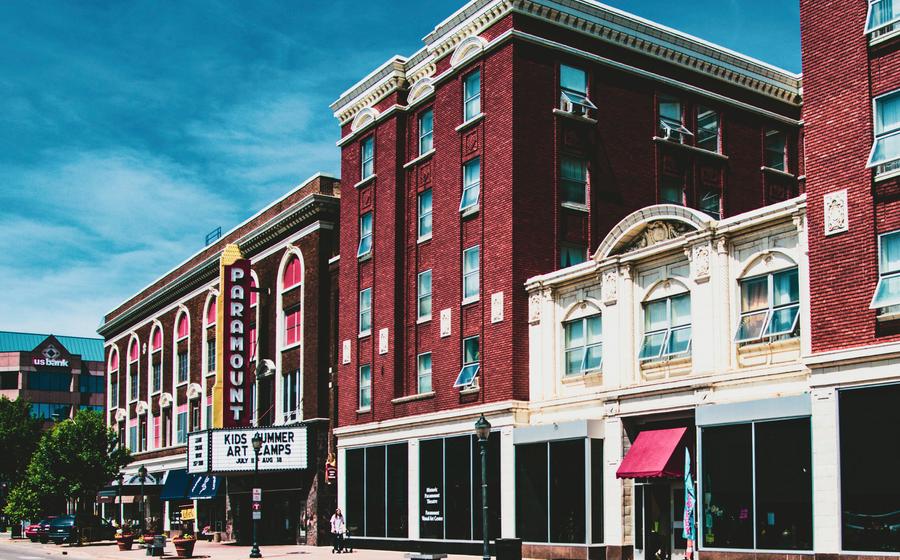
left=801, top=0, right=900, bottom=554
left=331, top=0, right=802, bottom=555
left=96, top=174, right=340, bottom=545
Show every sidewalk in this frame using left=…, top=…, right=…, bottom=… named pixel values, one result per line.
left=2, top=538, right=483, bottom=560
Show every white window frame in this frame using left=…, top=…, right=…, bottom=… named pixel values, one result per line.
left=462, top=245, right=480, bottom=303
left=454, top=335, right=480, bottom=388
left=359, top=287, right=372, bottom=336
left=417, top=352, right=432, bottom=394
left=361, top=136, right=374, bottom=180
left=110, top=377, right=119, bottom=409
left=177, top=350, right=189, bottom=385
left=176, top=411, right=187, bottom=444
left=734, top=268, right=801, bottom=343
left=867, top=90, right=900, bottom=170
left=357, top=212, right=373, bottom=259
left=659, top=96, right=693, bottom=142
left=559, top=64, right=597, bottom=115
left=282, top=369, right=302, bottom=423
left=560, top=156, right=588, bottom=207
left=764, top=129, right=787, bottom=172
left=563, top=314, right=603, bottom=376
left=866, top=0, right=900, bottom=35
left=151, top=361, right=162, bottom=394
left=419, top=108, right=434, bottom=155
left=418, top=189, right=433, bottom=242
left=463, top=70, right=481, bottom=122
left=358, top=364, right=371, bottom=411
left=638, top=293, right=692, bottom=361
left=871, top=230, right=900, bottom=310
left=417, top=270, right=432, bottom=321
left=696, top=106, right=720, bottom=153
left=460, top=157, right=481, bottom=213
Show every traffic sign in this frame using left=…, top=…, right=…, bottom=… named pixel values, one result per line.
left=252, top=488, right=261, bottom=502
left=251, top=502, right=261, bottom=511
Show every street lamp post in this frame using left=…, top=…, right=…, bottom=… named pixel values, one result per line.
left=138, top=466, right=147, bottom=534
left=250, top=434, right=262, bottom=559
left=117, top=474, right=124, bottom=527
left=474, top=414, right=492, bottom=560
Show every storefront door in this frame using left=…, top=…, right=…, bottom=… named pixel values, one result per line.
left=634, top=482, right=686, bottom=560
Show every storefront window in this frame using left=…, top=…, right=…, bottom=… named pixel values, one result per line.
left=387, top=443, right=409, bottom=538
left=419, top=438, right=445, bottom=539
left=840, top=384, right=900, bottom=553
left=345, top=448, right=365, bottom=537
left=550, top=440, right=586, bottom=543
left=445, top=436, right=472, bottom=539
left=345, top=443, right=409, bottom=539
left=366, top=445, right=386, bottom=537
left=701, top=419, right=812, bottom=551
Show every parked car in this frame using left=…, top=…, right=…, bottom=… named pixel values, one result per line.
left=48, top=514, right=115, bottom=545
left=25, top=517, right=56, bottom=543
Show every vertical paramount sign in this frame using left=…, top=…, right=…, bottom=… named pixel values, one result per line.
left=213, top=244, right=252, bottom=428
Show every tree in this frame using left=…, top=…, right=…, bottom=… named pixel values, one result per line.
left=5, top=409, right=131, bottom=518
left=0, top=398, right=42, bottom=511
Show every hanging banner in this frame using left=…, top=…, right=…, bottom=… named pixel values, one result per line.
left=214, top=243, right=252, bottom=428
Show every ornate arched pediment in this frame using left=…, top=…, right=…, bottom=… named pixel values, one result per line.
left=158, top=392, right=173, bottom=408
left=135, top=401, right=149, bottom=415
left=450, top=35, right=487, bottom=68
left=621, top=220, right=695, bottom=254
left=187, top=383, right=203, bottom=400
left=114, top=408, right=128, bottom=423
left=350, top=106, right=380, bottom=132
left=408, top=76, right=435, bottom=104
left=595, top=205, right=713, bottom=260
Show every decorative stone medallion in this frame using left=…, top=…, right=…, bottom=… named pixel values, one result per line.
left=824, top=190, right=848, bottom=236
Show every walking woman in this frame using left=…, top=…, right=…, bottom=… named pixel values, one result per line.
left=330, top=508, right=346, bottom=553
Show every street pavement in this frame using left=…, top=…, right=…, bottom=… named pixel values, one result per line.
left=0, top=538, right=484, bottom=560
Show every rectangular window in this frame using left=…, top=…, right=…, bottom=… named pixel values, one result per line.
left=177, top=351, right=188, bottom=384
left=130, top=370, right=139, bottom=401
left=129, top=426, right=138, bottom=451
left=139, top=416, right=147, bottom=452
left=357, top=212, right=373, bottom=258
left=839, top=383, right=900, bottom=553
left=764, top=130, right=787, bottom=171
left=418, top=189, right=433, bottom=240
left=345, top=443, right=409, bottom=539
left=559, top=64, right=596, bottom=115
left=699, top=189, right=721, bottom=219
left=152, top=362, right=161, bottom=393
left=162, top=408, right=171, bottom=447
left=735, top=268, right=800, bottom=342
left=282, top=369, right=301, bottom=421
left=560, top=244, right=587, bottom=268
left=696, top=107, right=720, bottom=152
left=110, top=380, right=118, bottom=408
left=454, top=335, right=480, bottom=388
left=872, top=230, right=900, bottom=313
left=417, top=352, right=432, bottom=394
left=638, top=293, right=692, bottom=361
left=190, top=399, right=200, bottom=432
left=284, top=307, right=302, bottom=346
left=361, top=136, right=374, bottom=180
left=462, top=245, right=480, bottom=302
left=28, top=372, right=72, bottom=392
left=78, top=374, right=104, bottom=394
left=659, top=96, right=692, bottom=141
left=29, top=403, right=71, bottom=421
left=660, top=174, right=685, bottom=205
left=417, top=270, right=432, bottom=321
left=560, top=156, right=587, bottom=206
left=564, top=315, right=602, bottom=375
left=0, top=372, right=17, bottom=390
left=463, top=70, right=481, bottom=121
left=701, top=418, right=812, bottom=551
left=206, top=339, right=215, bottom=373
left=176, top=412, right=187, bottom=444
left=867, top=0, right=900, bottom=34
left=419, top=109, right=433, bottom=155
left=869, top=91, right=900, bottom=169
left=359, top=288, right=372, bottom=335
left=358, top=364, right=371, bottom=410
left=460, top=158, right=481, bottom=212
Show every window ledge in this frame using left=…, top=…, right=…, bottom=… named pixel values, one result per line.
left=460, top=203, right=480, bottom=218
left=652, top=137, right=728, bottom=160
left=175, top=381, right=188, bottom=388
left=357, top=252, right=372, bottom=263
left=416, top=316, right=432, bottom=325
left=455, top=113, right=485, bottom=132
left=281, top=341, right=302, bottom=352
left=459, top=384, right=481, bottom=396
left=869, top=25, right=900, bottom=47
left=354, top=175, right=376, bottom=189
left=358, top=331, right=372, bottom=339
left=417, top=234, right=432, bottom=244
left=877, top=310, right=900, bottom=322
left=561, top=202, right=589, bottom=213
left=403, top=149, right=436, bottom=169
left=875, top=166, right=900, bottom=183
left=737, top=336, right=800, bottom=355
left=760, top=166, right=795, bottom=179
left=561, top=371, right=603, bottom=385
left=356, top=407, right=371, bottom=414
left=461, top=296, right=480, bottom=307
left=391, top=391, right=435, bottom=404
left=552, top=108, right=598, bottom=125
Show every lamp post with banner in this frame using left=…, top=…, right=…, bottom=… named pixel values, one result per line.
left=474, top=414, right=491, bottom=560
left=250, top=434, right=262, bottom=559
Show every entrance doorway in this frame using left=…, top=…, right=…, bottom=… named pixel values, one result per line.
left=634, top=482, right=686, bottom=560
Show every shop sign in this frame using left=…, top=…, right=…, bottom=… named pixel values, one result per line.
left=325, top=461, right=337, bottom=485
left=421, top=486, right=443, bottom=523
left=187, top=432, right=209, bottom=474
left=181, top=506, right=196, bottom=521
left=223, top=258, right=251, bottom=427
left=187, top=426, right=309, bottom=473
left=32, top=345, right=68, bottom=367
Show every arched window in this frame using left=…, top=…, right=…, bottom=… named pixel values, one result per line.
left=639, top=288, right=692, bottom=362
left=151, top=326, right=162, bottom=352
left=109, top=348, right=119, bottom=372
left=282, top=255, right=302, bottom=290
left=250, top=275, right=259, bottom=307
left=285, top=308, right=302, bottom=346
left=735, top=256, right=800, bottom=343
left=128, top=337, right=140, bottom=402
left=129, top=338, right=139, bottom=362
left=206, top=296, right=217, bottom=326
left=108, top=348, right=120, bottom=410
left=176, top=312, right=189, bottom=340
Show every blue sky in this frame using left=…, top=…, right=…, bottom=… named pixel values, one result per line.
left=0, top=0, right=799, bottom=338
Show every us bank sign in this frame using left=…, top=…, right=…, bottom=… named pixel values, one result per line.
left=187, top=426, right=309, bottom=474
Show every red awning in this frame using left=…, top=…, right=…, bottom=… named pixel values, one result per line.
left=616, top=427, right=687, bottom=479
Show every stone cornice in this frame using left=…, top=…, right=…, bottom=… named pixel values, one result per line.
left=98, top=194, right=338, bottom=339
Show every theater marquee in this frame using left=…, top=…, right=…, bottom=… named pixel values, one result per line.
left=187, top=426, right=309, bottom=474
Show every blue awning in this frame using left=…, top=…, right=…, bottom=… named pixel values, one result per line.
left=159, top=469, right=191, bottom=501
left=188, top=475, right=221, bottom=500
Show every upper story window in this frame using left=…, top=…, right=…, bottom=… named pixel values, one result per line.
left=418, top=189, right=433, bottom=241
left=460, top=158, right=481, bottom=213
left=359, top=288, right=372, bottom=336
left=417, top=352, right=432, bottom=394
left=564, top=314, right=602, bottom=376
left=358, top=212, right=373, bottom=259
left=699, top=189, right=721, bottom=220
left=866, top=0, right=900, bottom=35
left=176, top=313, right=189, bottom=340
left=419, top=109, right=434, bottom=155
left=361, top=136, right=374, bottom=180
left=560, top=156, right=588, bottom=207
left=418, top=270, right=432, bottom=321
left=177, top=351, right=188, bottom=384
left=206, top=297, right=217, bottom=326
left=463, top=70, right=481, bottom=122
left=867, top=91, right=900, bottom=172
left=250, top=275, right=258, bottom=307
left=639, top=293, right=692, bottom=361
left=359, top=364, right=372, bottom=410
left=736, top=268, right=800, bottom=343
left=128, top=338, right=139, bottom=363
left=152, top=361, right=162, bottom=393
left=559, top=64, right=596, bottom=116
left=660, top=174, right=686, bottom=206
left=206, top=338, right=216, bottom=374
left=871, top=230, right=900, bottom=312
left=454, top=335, right=480, bottom=389
left=463, top=245, right=480, bottom=303
left=696, top=107, right=720, bottom=152
left=560, top=244, right=587, bottom=268
left=110, top=378, right=119, bottom=409
left=659, top=97, right=693, bottom=143
left=109, top=348, right=119, bottom=373
left=764, top=130, right=787, bottom=171
left=284, top=307, right=302, bottom=347
left=151, top=327, right=162, bottom=353
left=283, top=255, right=302, bottom=290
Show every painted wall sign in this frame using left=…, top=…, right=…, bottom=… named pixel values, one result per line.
left=192, top=427, right=309, bottom=472
left=223, top=258, right=251, bottom=427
